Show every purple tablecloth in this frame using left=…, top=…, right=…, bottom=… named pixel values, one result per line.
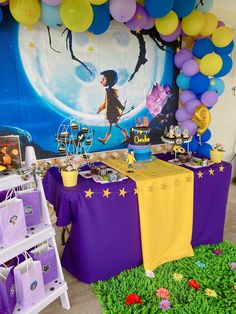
left=43, top=156, right=231, bottom=283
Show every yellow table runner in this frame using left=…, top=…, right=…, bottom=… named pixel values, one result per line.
left=105, top=157, right=194, bottom=271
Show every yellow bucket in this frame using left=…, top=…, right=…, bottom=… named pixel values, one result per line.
left=210, top=150, right=223, bottom=163
left=61, top=170, right=78, bottom=187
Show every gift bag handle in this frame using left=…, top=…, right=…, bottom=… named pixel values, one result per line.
left=0, top=263, right=9, bottom=280
left=36, top=241, right=49, bottom=255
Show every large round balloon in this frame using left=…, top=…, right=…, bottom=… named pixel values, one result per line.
left=88, top=3, right=110, bottom=34
left=214, top=54, right=233, bottom=77
left=185, top=99, right=201, bottom=115
left=155, top=10, right=178, bottom=35
left=212, top=26, right=234, bottom=48
left=179, top=90, right=196, bottom=105
left=192, top=38, right=214, bottom=59
left=192, top=105, right=211, bottom=136
left=199, top=13, right=217, bottom=36
left=60, top=0, right=93, bottom=32
left=42, top=0, right=62, bottom=5
left=126, top=3, right=148, bottom=31
left=196, top=0, right=214, bottom=13
left=183, top=137, right=198, bottom=152
left=182, top=59, right=199, bottom=76
left=199, top=53, right=223, bottom=76
left=174, top=48, right=193, bottom=69
left=197, top=129, right=211, bottom=142
left=196, top=143, right=212, bottom=158
left=190, top=73, right=210, bottom=94
left=180, top=120, right=198, bottom=136
left=9, top=0, right=40, bottom=26
left=201, top=90, right=218, bottom=108
left=89, top=0, right=108, bottom=4
left=145, top=0, right=174, bottom=18
left=160, top=21, right=181, bottom=42
left=144, top=16, right=155, bottom=30
left=175, top=108, right=192, bottom=122
left=110, top=0, right=136, bottom=22
left=182, top=10, right=205, bottom=36
left=214, top=41, right=234, bottom=55
left=41, top=2, right=62, bottom=27
left=176, top=73, right=191, bottom=90
left=173, top=0, right=195, bottom=18
left=208, top=78, right=225, bottom=96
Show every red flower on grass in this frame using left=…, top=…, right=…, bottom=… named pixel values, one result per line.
left=125, top=293, right=143, bottom=305
left=188, top=279, right=200, bottom=290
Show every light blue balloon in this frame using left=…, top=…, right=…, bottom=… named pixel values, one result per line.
left=176, top=73, right=191, bottom=90
left=195, top=0, right=214, bottom=13
left=41, top=2, right=62, bottom=28
left=208, top=78, right=225, bottom=96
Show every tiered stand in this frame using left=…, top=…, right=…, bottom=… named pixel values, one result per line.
left=161, top=135, right=192, bottom=160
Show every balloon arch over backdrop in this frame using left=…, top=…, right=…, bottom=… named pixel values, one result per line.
left=0, top=0, right=234, bottom=157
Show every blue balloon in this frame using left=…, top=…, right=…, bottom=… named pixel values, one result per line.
left=41, top=2, right=62, bottom=28
left=176, top=73, right=191, bottom=90
left=145, top=0, right=174, bottom=18
left=173, top=0, right=195, bottom=18
left=0, top=7, right=3, bottom=24
left=195, top=0, right=214, bottom=13
left=190, top=73, right=210, bottom=94
left=214, top=41, right=234, bottom=55
left=183, top=137, right=198, bottom=152
left=88, top=4, right=110, bottom=35
left=196, top=143, right=212, bottom=158
left=192, top=38, right=214, bottom=59
left=215, top=54, right=233, bottom=77
left=208, top=78, right=225, bottom=96
left=196, top=129, right=211, bottom=142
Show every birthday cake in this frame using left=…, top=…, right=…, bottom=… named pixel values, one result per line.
left=128, top=126, right=152, bottom=162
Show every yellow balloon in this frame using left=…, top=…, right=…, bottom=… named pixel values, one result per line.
left=199, top=13, right=218, bottom=36
left=192, top=105, right=211, bottom=136
left=60, top=0, right=93, bottom=33
left=136, top=0, right=144, bottom=6
left=155, top=11, right=178, bottom=36
left=199, top=53, right=223, bottom=76
left=9, top=0, right=40, bottom=26
left=89, top=0, right=108, bottom=4
left=212, top=26, right=234, bottom=48
left=182, top=10, right=205, bottom=36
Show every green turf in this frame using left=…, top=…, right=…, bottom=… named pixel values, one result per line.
left=93, top=241, right=236, bottom=313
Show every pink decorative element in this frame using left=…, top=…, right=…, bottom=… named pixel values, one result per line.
left=146, top=84, right=171, bottom=117
left=156, top=288, right=170, bottom=299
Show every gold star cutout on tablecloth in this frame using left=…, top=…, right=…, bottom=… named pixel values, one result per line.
left=26, top=25, right=33, bottom=32
left=148, top=185, right=154, bottom=192
left=135, top=27, right=141, bottom=34
left=219, top=165, right=224, bottom=172
left=85, top=188, right=94, bottom=198
left=88, top=45, right=94, bottom=53
left=136, top=14, right=143, bottom=20
left=176, top=47, right=180, bottom=53
left=87, top=32, right=94, bottom=39
left=103, top=188, right=111, bottom=198
left=209, top=168, right=215, bottom=176
left=186, top=175, right=192, bottom=183
left=197, top=171, right=203, bottom=179
left=134, top=188, right=138, bottom=195
left=175, top=179, right=181, bottom=186
left=161, top=182, right=168, bottom=190
left=210, top=79, right=216, bottom=86
left=119, top=188, right=127, bottom=197
left=28, top=42, right=36, bottom=49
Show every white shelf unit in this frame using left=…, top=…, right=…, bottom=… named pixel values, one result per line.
left=0, top=171, right=70, bottom=313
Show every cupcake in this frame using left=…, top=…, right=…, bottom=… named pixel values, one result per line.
left=60, top=131, right=69, bottom=138
left=70, top=122, right=79, bottom=130
left=81, top=127, right=88, bottom=134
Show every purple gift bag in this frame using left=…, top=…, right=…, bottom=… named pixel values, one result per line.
left=0, top=266, right=17, bottom=314
left=30, top=244, right=58, bottom=284
left=16, top=189, right=41, bottom=226
left=14, top=256, right=45, bottom=308
left=0, top=191, right=27, bottom=246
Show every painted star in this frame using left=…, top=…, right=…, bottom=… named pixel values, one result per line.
left=161, top=182, right=168, bottom=190
left=135, top=27, right=141, bottom=34
left=197, top=171, right=203, bottom=179
left=209, top=168, right=215, bottom=176
left=87, top=32, right=94, bottom=39
left=210, top=79, right=216, bottom=86
left=119, top=188, right=127, bottom=197
left=136, top=14, right=143, bottom=20
left=85, top=188, right=94, bottom=198
left=28, top=42, right=36, bottom=49
left=219, top=165, right=224, bottom=172
left=26, top=25, right=33, bottom=32
left=186, top=175, right=192, bottom=183
left=134, top=188, right=138, bottom=195
left=176, top=47, right=181, bottom=53
left=103, top=188, right=111, bottom=198
left=88, top=45, right=94, bottom=53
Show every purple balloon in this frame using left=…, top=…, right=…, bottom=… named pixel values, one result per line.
left=143, top=16, right=155, bottom=30
left=160, top=21, right=181, bottom=42
left=174, top=48, right=193, bottom=69
left=110, top=0, right=136, bottom=23
left=42, top=0, right=61, bottom=5
left=201, top=90, right=218, bottom=107
left=126, top=3, right=148, bottom=31
left=182, top=59, right=199, bottom=76
left=179, top=90, right=196, bottom=105
left=180, top=120, right=198, bottom=136
left=185, top=99, right=201, bottom=114
left=218, top=20, right=225, bottom=27
left=175, top=108, right=192, bottom=122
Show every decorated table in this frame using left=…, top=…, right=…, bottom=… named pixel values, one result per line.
left=43, top=154, right=231, bottom=284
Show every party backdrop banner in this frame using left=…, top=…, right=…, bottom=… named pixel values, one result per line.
left=0, top=9, right=179, bottom=159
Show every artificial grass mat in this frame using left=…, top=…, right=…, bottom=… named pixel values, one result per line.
left=93, top=241, right=236, bottom=313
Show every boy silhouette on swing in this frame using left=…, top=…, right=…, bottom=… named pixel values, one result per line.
left=96, top=70, right=129, bottom=144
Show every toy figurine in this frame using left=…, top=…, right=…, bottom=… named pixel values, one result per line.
left=126, top=149, right=136, bottom=173
left=174, top=126, right=181, bottom=138
left=168, top=125, right=175, bottom=139
left=182, top=128, right=189, bottom=139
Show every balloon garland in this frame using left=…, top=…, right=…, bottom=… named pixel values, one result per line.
left=0, top=0, right=234, bottom=157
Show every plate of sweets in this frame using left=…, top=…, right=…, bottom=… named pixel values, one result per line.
left=185, top=157, right=213, bottom=169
